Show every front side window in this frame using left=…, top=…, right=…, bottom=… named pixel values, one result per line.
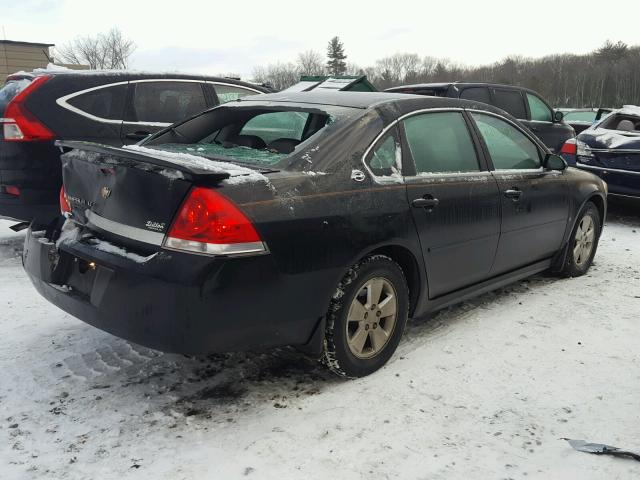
left=403, top=111, right=480, bottom=174
left=132, top=81, right=207, bottom=124
left=67, top=84, right=127, bottom=120
left=365, top=131, right=400, bottom=176
left=492, top=89, right=527, bottom=119
left=471, top=113, right=541, bottom=170
left=526, top=93, right=552, bottom=122
left=214, top=84, right=259, bottom=104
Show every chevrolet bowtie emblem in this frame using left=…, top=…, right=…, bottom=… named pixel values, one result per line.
left=101, top=186, right=112, bottom=199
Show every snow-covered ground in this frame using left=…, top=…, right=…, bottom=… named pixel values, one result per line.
left=1, top=200, right=639, bottom=480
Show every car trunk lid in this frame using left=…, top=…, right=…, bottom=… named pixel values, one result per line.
left=58, top=141, right=267, bottom=251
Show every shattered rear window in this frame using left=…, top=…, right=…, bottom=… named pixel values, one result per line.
left=146, top=103, right=357, bottom=167
left=153, top=143, right=288, bottom=165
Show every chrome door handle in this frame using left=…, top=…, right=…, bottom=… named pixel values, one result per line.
left=504, top=189, right=523, bottom=200
left=412, top=196, right=439, bottom=209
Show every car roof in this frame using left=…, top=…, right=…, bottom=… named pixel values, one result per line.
left=385, top=82, right=534, bottom=93
left=237, top=90, right=513, bottom=117
left=239, top=90, right=413, bottom=109
left=26, top=69, right=269, bottom=91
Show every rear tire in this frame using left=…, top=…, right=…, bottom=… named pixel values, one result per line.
left=322, top=255, right=409, bottom=378
left=558, top=201, right=601, bottom=277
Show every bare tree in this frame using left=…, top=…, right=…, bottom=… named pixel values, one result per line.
left=297, top=50, right=325, bottom=76
left=252, top=62, right=299, bottom=90
left=56, top=28, right=136, bottom=69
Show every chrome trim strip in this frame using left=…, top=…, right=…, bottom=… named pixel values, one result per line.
left=576, top=162, right=640, bottom=177
left=609, top=193, right=640, bottom=199
left=86, top=211, right=165, bottom=245
left=163, top=237, right=267, bottom=256
left=206, top=81, right=264, bottom=94
left=405, top=171, right=494, bottom=180
left=589, top=148, right=640, bottom=154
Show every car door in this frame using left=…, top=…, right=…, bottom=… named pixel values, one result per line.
left=468, top=111, right=570, bottom=275
left=401, top=110, right=501, bottom=297
left=523, top=91, right=574, bottom=153
left=121, top=80, right=208, bottom=144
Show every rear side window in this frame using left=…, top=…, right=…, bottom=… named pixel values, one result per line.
left=365, top=131, right=400, bottom=176
left=240, top=111, right=310, bottom=144
left=132, top=81, right=207, bottom=124
left=403, top=112, right=480, bottom=174
left=214, top=84, right=258, bottom=104
left=471, top=113, right=541, bottom=170
left=460, top=87, right=491, bottom=104
left=526, top=93, right=552, bottom=122
left=492, top=89, right=526, bottom=119
left=67, top=84, right=127, bottom=120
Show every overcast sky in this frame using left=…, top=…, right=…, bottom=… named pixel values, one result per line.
left=2, top=0, right=640, bottom=78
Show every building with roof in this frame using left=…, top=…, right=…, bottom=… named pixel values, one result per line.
left=0, top=40, right=55, bottom=82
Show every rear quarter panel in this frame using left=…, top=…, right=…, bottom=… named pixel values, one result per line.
left=224, top=109, right=425, bottom=330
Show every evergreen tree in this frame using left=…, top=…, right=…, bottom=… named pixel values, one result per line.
left=326, top=36, right=347, bottom=75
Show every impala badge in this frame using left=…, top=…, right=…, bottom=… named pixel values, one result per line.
left=101, top=186, right=112, bottom=199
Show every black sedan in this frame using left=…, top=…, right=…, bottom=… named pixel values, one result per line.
left=560, top=105, right=640, bottom=198
left=23, top=92, right=607, bottom=378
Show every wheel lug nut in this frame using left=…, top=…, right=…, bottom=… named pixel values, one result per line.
left=376, top=311, right=381, bottom=317
left=373, top=323, right=378, bottom=329
left=371, top=305, right=376, bottom=310
left=364, top=312, right=368, bottom=319
left=365, top=324, right=370, bottom=331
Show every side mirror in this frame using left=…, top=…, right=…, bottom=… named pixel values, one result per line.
left=553, top=110, right=564, bottom=123
left=544, top=153, right=567, bottom=171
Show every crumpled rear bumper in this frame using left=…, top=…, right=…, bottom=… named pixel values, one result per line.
left=22, top=227, right=320, bottom=354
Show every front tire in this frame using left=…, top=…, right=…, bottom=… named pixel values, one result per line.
left=322, top=255, right=409, bottom=378
left=558, top=201, right=601, bottom=277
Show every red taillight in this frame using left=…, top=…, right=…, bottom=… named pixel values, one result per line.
left=60, top=186, right=71, bottom=215
left=560, top=138, right=577, bottom=155
left=164, top=187, right=265, bottom=256
left=2, top=75, right=54, bottom=142
left=4, top=185, right=20, bottom=196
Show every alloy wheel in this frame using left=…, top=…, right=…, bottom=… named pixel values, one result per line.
left=346, top=277, right=398, bottom=359
left=573, top=215, right=595, bottom=266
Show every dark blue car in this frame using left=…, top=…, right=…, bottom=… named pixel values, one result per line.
left=561, top=106, right=640, bottom=198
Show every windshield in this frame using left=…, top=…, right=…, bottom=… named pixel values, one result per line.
left=147, top=104, right=355, bottom=167
left=563, top=110, right=597, bottom=122
left=0, top=79, right=31, bottom=112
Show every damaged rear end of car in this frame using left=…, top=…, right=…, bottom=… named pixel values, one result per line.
left=23, top=99, right=364, bottom=354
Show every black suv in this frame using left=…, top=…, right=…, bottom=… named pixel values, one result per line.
left=385, top=82, right=574, bottom=153
left=0, top=71, right=270, bottom=225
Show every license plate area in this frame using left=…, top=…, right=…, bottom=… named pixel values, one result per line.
left=65, top=255, right=114, bottom=305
